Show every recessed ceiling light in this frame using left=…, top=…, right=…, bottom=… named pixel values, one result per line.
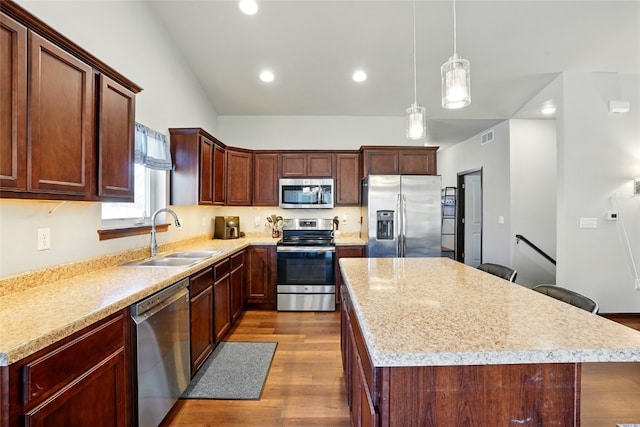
left=239, top=0, right=258, bottom=15
left=259, top=70, right=274, bottom=82
left=352, top=70, right=367, bottom=83
left=541, top=105, right=556, bottom=115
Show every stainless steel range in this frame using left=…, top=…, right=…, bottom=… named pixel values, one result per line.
left=276, top=218, right=335, bottom=311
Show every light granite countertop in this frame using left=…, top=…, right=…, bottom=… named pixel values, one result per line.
left=0, top=235, right=279, bottom=366
left=339, top=257, right=640, bottom=367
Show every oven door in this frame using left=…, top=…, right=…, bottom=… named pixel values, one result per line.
left=276, top=245, right=336, bottom=311
left=276, top=246, right=335, bottom=286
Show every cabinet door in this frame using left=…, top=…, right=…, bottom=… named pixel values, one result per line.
left=214, top=274, right=231, bottom=343
left=335, top=153, right=360, bottom=205
left=97, top=74, right=136, bottom=201
left=363, top=149, right=399, bottom=177
left=253, top=153, right=279, bottom=206
left=190, top=285, right=213, bottom=374
left=198, top=136, right=214, bottom=204
left=307, top=153, right=333, bottom=177
left=230, top=250, right=245, bottom=323
left=28, top=32, right=94, bottom=197
left=280, top=153, right=306, bottom=177
left=0, top=13, right=27, bottom=192
left=213, top=143, right=225, bottom=204
left=246, top=245, right=275, bottom=308
left=226, top=149, right=252, bottom=205
left=399, top=148, right=437, bottom=175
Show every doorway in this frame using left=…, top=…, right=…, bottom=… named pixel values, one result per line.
left=456, top=169, right=483, bottom=267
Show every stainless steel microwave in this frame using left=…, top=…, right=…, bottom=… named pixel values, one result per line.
left=279, top=178, right=334, bottom=209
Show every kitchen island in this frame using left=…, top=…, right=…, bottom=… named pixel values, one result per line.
left=339, top=257, right=640, bottom=426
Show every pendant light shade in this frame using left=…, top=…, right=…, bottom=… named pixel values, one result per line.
left=441, top=53, right=470, bottom=109
left=406, top=104, right=426, bottom=140
left=406, top=0, right=425, bottom=140
left=441, top=0, right=471, bottom=110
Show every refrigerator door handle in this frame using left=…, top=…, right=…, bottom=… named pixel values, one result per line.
left=396, top=193, right=402, bottom=257
left=401, top=194, right=407, bottom=257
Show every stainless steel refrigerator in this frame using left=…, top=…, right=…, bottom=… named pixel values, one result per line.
left=361, top=175, right=442, bottom=257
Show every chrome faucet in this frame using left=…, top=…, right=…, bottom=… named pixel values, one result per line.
left=150, top=208, right=182, bottom=257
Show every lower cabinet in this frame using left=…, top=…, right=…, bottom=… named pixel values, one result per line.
left=245, top=245, right=276, bottom=309
left=213, top=258, right=232, bottom=343
left=230, top=250, right=246, bottom=323
left=189, top=266, right=214, bottom=374
left=335, top=245, right=365, bottom=305
left=5, top=310, right=131, bottom=426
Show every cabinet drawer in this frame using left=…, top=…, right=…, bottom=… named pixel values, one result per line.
left=190, top=267, right=213, bottom=296
left=214, top=258, right=230, bottom=279
left=230, top=251, right=244, bottom=269
left=23, top=312, right=125, bottom=406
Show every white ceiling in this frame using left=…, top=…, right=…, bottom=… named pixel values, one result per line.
left=148, top=0, right=640, bottom=145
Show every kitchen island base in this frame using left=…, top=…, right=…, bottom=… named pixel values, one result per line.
left=377, top=363, right=579, bottom=426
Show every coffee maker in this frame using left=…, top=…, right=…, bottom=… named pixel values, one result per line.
left=214, top=216, right=240, bottom=239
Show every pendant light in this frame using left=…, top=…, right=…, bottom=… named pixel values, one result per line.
left=406, top=0, right=426, bottom=140
left=441, top=0, right=471, bottom=109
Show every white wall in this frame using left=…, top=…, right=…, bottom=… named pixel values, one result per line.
left=510, top=120, right=557, bottom=288
left=437, top=120, right=512, bottom=266
left=557, top=72, right=640, bottom=312
left=218, top=115, right=429, bottom=150
left=0, top=1, right=221, bottom=277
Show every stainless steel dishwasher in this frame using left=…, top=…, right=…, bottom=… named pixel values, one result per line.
left=131, top=278, right=190, bottom=427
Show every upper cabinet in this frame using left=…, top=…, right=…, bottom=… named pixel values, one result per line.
left=253, top=152, right=280, bottom=206
left=97, top=74, right=136, bottom=200
left=281, top=152, right=334, bottom=177
left=335, top=152, right=361, bottom=206
left=361, top=146, right=438, bottom=178
left=226, top=148, right=252, bottom=206
left=0, top=13, right=27, bottom=191
left=170, top=128, right=226, bottom=206
left=0, top=2, right=141, bottom=201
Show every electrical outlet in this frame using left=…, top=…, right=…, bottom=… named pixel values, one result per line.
left=37, top=228, right=51, bottom=251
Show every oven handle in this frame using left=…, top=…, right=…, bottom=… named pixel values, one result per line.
left=276, top=246, right=336, bottom=253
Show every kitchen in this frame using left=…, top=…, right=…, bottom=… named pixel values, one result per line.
left=1, top=0, right=640, bottom=426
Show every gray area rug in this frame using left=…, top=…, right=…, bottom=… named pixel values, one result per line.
left=182, top=341, right=277, bottom=400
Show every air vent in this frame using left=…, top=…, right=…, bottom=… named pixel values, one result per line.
left=481, top=129, right=494, bottom=145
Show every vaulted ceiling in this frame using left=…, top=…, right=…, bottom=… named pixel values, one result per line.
left=148, top=0, right=639, bottom=145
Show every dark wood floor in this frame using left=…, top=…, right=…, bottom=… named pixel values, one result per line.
left=163, top=310, right=640, bottom=426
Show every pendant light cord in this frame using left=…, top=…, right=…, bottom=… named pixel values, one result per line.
left=412, top=0, right=417, bottom=105
left=452, top=0, right=458, bottom=55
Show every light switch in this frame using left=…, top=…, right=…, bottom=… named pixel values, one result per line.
left=579, top=218, right=598, bottom=229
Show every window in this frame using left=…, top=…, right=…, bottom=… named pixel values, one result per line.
left=100, top=123, right=172, bottom=230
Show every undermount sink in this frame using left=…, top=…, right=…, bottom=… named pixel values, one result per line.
left=123, top=257, right=202, bottom=268
left=121, top=250, right=220, bottom=268
left=164, top=250, right=221, bottom=259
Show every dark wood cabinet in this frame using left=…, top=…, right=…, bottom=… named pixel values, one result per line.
left=335, top=152, right=361, bottom=205
left=170, top=128, right=226, bottom=206
left=213, top=258, right=232, bottom=343
left=5, top=310, right=131, bottom=426
left=361, top=146, right=438, bottom=177
left=246, top=245, right=276, bottom=309
left=213, top=143, right=226, bottom=204
left=0, top=3, right=141, bottom=201
left=97, top=74, right=136, bottom=201
left=189, top=267, right=214, bottom=374
left=28, top=31, right=94, bottom=197
left=0, top=13, right=27, bottom=192
left=281, top=152, right=334, bottom=177
left=226, top=148, right=252, bottom=206
left=335, top=245, right=365, bottom=304
left=253, top=152, right=279, bottom=206
left=230, top=250, right=246, bottom=323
